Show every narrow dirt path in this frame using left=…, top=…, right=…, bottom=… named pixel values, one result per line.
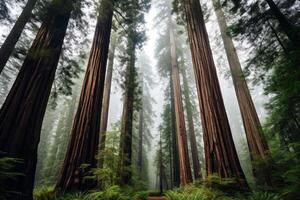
left=147, top=197, right=166, bottom=200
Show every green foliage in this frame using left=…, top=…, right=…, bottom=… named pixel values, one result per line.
left=248, top=192, right=281, bottom=200
left=56, top=192, right=87, bottom=200
left=165, top=184, right=282, bottom=200
left=86, top=185, right=122, bottom=200
left=33, top=186, right=56, bottom=200
left=201, top=174, right=247, bottom=194
left=0, top=153, right=23, bottom=199
left=264, top=142, right=300, bottom=199
left=165, top=185, right=235, bottom=200
left=33, top=186, right=150, bottom=200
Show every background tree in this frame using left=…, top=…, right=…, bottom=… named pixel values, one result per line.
left=0, top=0, right=38, bottom=73
left=227, top=0, right=300, bottom=149
left=117, top=0, right=150, bottom=186
left=212, top=0, right=271, bottom=186
left=136, top=53, right=155, bottom=184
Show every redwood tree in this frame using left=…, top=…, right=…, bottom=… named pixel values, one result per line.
left=56, top=0, right=114, bottom=191
left=0, top=0, right=37, bottom=73
left=182, top=0, right=246, bottom=183
left=117, top=32, right=137, bottom=185
left=116, top=0, right=149, bottom=186
left=170, top=75, right=180, bottom=187
left=212, top=0, right=271, bottom=185
left=98, top=32, right=118, bottom=169
left=169, top=22, right=192, bottom=185
left=0, top=0, right=74, bottom=198
left=181, top=67, right=202, bottom=180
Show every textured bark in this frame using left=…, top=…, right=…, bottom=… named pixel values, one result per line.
left=56, top=0, right=114, bottom=192
left=170, top=77, right=180, bottom=187
left=212, top=0, right=271, bottom=185
left=117, top=36, right=136, bottom=186
left=0, top=0, right=37, bottom=73
left=98, top=34, right=117, bottom=169
left=182, top=68, right=202, bottom=180
left=169, top=24, right=192, bottom=185
left=183, top=0, right=246, bottom=183
left=0, top=0, right=72, bottom=199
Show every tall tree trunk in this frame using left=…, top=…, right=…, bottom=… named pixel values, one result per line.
left=138, top=105, right=144, bottom=173
left=167, top=104, right=174, bottom=188
left=169, top=24, right=192, bottom=186
left=117, top=35, right=136, bottom=186
left=212, top=0, right=271, bottom=186
left=159, top=132, right=163, bottom=194
left=0, top=0, right=37, bottom=73
left=0, top=0, right=73, bottom=199
left=56, top=0, right=114, bottom=192
left=264, top=0, right=300, bottom=49
left=170, top=76, right=180, bottom=187
left=181, top=68, right=202, bottom=180
left=98, top=33, right=117, bottom=169
left=183, top=0, right=246, bottom=184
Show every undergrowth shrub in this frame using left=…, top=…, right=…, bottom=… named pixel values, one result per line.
left=33, top=186, right=56, bottom=200
left=33, top=185, right=149, bottom=200
left=165, top=185, right=234, bottom=200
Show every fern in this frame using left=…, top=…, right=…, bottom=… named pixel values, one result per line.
left=33, top=186, right=56, bottom=200
left=248, top=192, right=282, bottom=200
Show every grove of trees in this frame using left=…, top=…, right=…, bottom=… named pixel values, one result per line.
left=0, top=0, right=299, bottom=199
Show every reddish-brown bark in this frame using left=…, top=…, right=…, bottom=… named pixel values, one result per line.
left=56, top=1, right=114, bottom=192
left=0, top=0, right=73, bottom=199
left=183, top=0, right=246, bottom=184
left=169, top=23, right=192, bottom=186
left=98, top=33, right=117, bottom=169
left=170, top=77, right=180, bottom=187
left=182, top=68, right=202, bottom=180
left=212, top=0, right=271, bottom=185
